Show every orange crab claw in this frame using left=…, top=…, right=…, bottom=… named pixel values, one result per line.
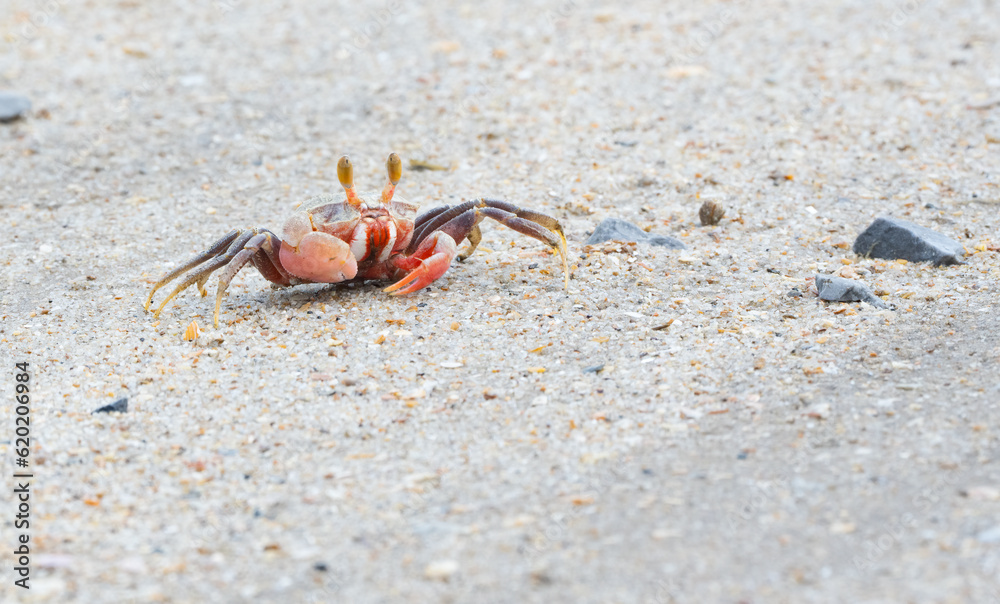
left=380, top=152, right=402, bottom=204
left=337, top=156, right=362, bottom=208
left=384, top=231, right=457, bottom=295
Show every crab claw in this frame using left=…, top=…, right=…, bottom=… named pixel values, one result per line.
left=384, top=231, right=457, bottom=295
left=279, top=231, right=358, bottom=283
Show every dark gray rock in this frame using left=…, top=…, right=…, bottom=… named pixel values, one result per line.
left=853, top=216, right=964, bottom=266
left=93, top=397, right=128, bottom=414
left=0, top=92, right=31, bottom=122
left=585, top=217, right=686, bottom=248
left=815, top=275, right=889, bottom=309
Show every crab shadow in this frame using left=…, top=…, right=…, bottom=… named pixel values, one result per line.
left=246, top=279, right=405, bottom=313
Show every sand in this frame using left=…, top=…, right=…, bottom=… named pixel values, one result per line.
left=2, top=0, right=999, bottom=602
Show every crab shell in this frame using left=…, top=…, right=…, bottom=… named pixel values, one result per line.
left=277, top=194, right=420, bottom=285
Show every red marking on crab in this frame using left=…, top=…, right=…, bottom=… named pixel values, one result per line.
left=145, top=153, right=570, bottom=327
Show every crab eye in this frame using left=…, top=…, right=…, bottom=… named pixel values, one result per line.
left=337, top=155, right=362, bottom=207
left=386, top=153, right=402, bottom=185
left=337, top=156, right=353, bottom=188
left=381, top=153, right=403, bottom=204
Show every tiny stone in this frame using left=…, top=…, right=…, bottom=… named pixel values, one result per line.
left=36, top=554, right=74, bottom=569
left=853, top=216, right=964, bottom=266
left=93, top=397, right=128, bottom=414
left=0, top=91, right=31, bottom=122
left=815, top=275, right=889, bottom=309
left=808, top=402, right=831, bottom=419
left=584, top=217, right=686, bottom=248
left=976, top=525, right=1000, bottom=543
left=966, top=486, right=1000, bottom=501
left=583, top=364, right=604, bottom=373
left=424, top=559, right=459, bottom=581
left=786, top=288, right=803, bottom=298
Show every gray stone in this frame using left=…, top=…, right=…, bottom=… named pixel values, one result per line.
left=93, top=397, right=128, bottom=414
left=0, top=92, right=31, bottom=122
left=815, top=275, right=889, bottom=309
left=976, top=525, right=1000, bottom=543
left=585, top=217, right=686, bottom=248
left=853, top=216, right=964, bottom=266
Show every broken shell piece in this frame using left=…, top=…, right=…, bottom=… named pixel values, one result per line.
left=699, top=200, right=726, bottom=226
left=183, top=320, right=201, bottom=341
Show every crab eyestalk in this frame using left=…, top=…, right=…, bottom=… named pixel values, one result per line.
left=337, top=156, right=362, bottom=207
left=380, top=152, right=402, bottom=204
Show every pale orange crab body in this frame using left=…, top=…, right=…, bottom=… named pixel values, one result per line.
left=278, top=194, right=415, bottom=286
left=145, top=153, right=569, bottom=327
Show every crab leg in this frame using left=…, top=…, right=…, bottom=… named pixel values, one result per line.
left=412, top=204, right=452, bottom=233
left=146, top=227, right=295, bottom=326
left=478, top=200, right=570, bottom=289
left=480, top=206, right=563, bottom=247
left=409, top=198, right=566, bottom=251
left=413, top=205, right=485, bottom=261
left=146, top=229, right=256, bottom=317
left=480, top=198, right=564, bottom=233
left=250, top=233, right=294, bottom=286
left=406, top=199, right=570, bottom=289
left=458, top=225, right=482, bottom=261
left=407, top=204, right=470, bottom=255
left=410, top=211, right=483, bottom=262
left=144, top=228, right=242, bottom=311
left=212, top=230, right=288, bottom=327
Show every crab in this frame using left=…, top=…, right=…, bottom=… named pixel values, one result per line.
left=144, top=153, right=570, bottom=327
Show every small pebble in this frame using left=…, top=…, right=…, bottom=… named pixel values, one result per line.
left=93, top=398, right=128, bottom=414
left=424, top=559, right=458, bottom=581
left=815, top=275, right=889, bottom=309
left=965, top=486, right=1000, bottom=501
left=976, top=525, right=1000, bottom=543
left=584, top=217, right=685, bottom=249
left=0, top=91, right=31, bottom=122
